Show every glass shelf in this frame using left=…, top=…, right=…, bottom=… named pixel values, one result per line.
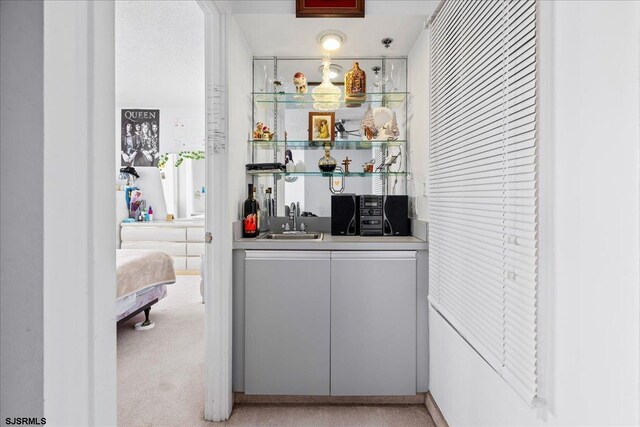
left=248, top=139, right=407, bottom=150
left=247, top=170, right=408, bottom=177
left=252, top=92, right=408, bottom=109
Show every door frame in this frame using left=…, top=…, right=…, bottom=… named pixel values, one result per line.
left=197, top=0, right=234, bottom=421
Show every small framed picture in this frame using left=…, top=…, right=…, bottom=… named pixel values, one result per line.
left=296, top=0, right=365, bottom=18
left=308, top=112, right=335, bottom=142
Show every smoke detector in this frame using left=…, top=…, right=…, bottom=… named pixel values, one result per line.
left=381, top=38, right=394, bottom=49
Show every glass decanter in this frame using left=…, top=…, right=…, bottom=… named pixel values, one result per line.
left=318, top=145, right=337, bottom=172
left=312, top=56, right=341, bottom=110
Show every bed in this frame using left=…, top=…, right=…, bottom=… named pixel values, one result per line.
left=116, top=249, right=176, bottom=329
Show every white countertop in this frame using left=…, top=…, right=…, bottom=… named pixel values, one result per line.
left=234, top=233, right=428, bottom=251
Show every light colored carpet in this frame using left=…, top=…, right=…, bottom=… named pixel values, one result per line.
left=117, top=276, right=435, bottom=427
left=118, top=275, right=206, bottom=427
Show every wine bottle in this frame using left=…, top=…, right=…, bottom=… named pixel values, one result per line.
left=243, top=184, right=259, bottom=238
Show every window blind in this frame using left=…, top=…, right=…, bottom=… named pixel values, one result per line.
left=428, top=0, right=538, bottom=404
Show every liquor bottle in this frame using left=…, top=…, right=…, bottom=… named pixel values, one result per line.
left=258, top=184, right=267, bottom=230
left=265, top=187, right=273, bottom=217
left=243, top=184, right=259, bottom=238
left=253, top=185, right=261, bottom=235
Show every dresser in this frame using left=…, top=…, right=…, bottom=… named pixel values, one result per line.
left=120, top=219, right=205, bottom=274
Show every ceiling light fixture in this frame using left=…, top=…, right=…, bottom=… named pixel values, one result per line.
left=316, top=30, right=347, bottom=51
left=318, top=64, right=344, bottom=79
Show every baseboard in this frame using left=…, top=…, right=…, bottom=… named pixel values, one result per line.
left=234, top=392, right=426, bottom=405
left=425, top=392, right=449, bottom=427
left=176, top=270, right=201, bottom=276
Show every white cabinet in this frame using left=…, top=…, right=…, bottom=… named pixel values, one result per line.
left=120, top=220, right=204, bottom=274
left=330, top=251, right=417, bottom=395
left=120, top=241, right=186, bottom=256
left=244, top=251, right=331, bottom=395
left=121, top=227, right=186, bottom=242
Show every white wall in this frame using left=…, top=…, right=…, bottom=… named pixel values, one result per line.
left=429, top=2, right=640, bottom=426
left=0, top=0, right=45, bottom=419
left=408, top=28, right=429, bottom=221
left=115, top=0, right=205, bottom=159
left=115, top=0, right=205, bottom=220
left=2, top=2, right=117, bottom=424
left=43, top=1, right=117, bottom=424
left=228, top=16, right=254, bottom=221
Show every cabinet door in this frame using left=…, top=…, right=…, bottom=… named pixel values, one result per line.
left=331, top=251, right=417, bottom=396
left=245, top=251, right=330, bottom=395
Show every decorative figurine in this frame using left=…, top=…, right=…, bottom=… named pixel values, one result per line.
left=345, top=62, right=366, bottom=106
left=341, top=156, right=352, bottom=173
left=284, top=144, right=298, bottom=183
left=363, top=160, right=375, bottom=173
left=361, top=106, right=377, bottom=141
left=293, top=72, right=307, bottom=94
left=384, top=112, right=400, bottom=140
left=253, top=122, right=274, bottom=141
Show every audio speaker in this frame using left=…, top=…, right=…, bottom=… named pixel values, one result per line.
left=331, top=194, right=358, bottom=236
left=383, top=195, right=409, bottom=236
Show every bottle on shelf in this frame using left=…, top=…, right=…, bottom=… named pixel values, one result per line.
left=268, top=187, right=277, bottom=216
left=318, top=145, right=337, bottom=172
left=253, top=184, right=261, bottom=234
left=258, top=184, right=268, bottom=230
left=265, top=187, right=273, bottom=217
left=243, top=183, right=259, bottom=238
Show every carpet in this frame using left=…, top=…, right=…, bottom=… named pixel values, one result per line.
left=117, top=275, right=206, bottom=426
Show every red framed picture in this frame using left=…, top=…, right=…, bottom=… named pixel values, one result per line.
left=296, top=0, right=365, bottom=18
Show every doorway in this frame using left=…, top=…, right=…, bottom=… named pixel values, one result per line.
left=113, top=0, right=224, bottom=424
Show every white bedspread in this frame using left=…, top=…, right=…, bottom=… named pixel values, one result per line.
left=116, top=249, right=176, bottom=299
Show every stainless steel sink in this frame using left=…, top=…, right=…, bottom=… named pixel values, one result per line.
left=259, top=232, right=323, bottom=240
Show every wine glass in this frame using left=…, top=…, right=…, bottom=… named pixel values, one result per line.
left=388, top=62, right=399, bottom=92
left=372, top=66, right=388, bottom=89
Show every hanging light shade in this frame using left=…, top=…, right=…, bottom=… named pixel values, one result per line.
left=312, top=57, right=341, bottom=110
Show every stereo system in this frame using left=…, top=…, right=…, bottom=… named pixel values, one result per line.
left=331, top=194, right=409, bottom=236
left=359, top=195, right=384, bottom=236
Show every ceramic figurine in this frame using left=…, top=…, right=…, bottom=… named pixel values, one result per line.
left=293, top=72, right=307, bottom=94
left=253, top=122, right=274, bottom=141
left=363, top=160, right=374, bottom=173
left=360, top=106, right=377, bottom=141
left=384, top=112, right=400, bottom=140
left=345, top=62, right=366, bottom=106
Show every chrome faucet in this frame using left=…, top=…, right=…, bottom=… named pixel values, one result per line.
left=289, top=202, right=299, bottom=231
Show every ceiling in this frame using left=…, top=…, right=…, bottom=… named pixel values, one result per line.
left=115, top=0, right=204, bottom=107
left=233, top=1, right=439, bottom=57
left=114, top=0, right=439, bottom=104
